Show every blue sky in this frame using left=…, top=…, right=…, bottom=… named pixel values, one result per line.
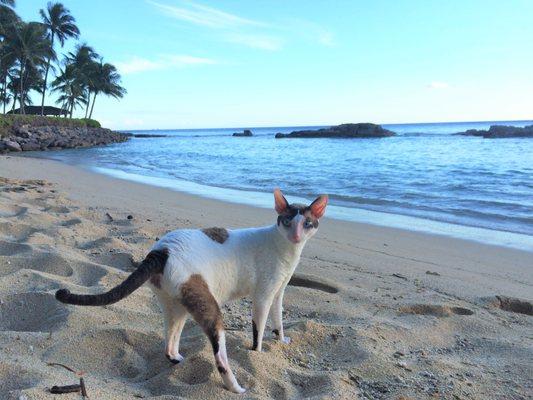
left=18, top=0, right=533, bottom=129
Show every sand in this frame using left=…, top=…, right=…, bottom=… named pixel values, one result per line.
left=0, top=154, right=531, bottom=400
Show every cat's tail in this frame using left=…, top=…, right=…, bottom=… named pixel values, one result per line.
left=55, top=248, right=168, bottom=306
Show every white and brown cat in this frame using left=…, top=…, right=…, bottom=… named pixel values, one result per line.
left=56, top=189, right=328, bottom=393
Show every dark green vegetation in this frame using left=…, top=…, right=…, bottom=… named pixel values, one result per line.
left=0, top=1, right=126, bottom=118
left=0, top=114, right=100, bottom=138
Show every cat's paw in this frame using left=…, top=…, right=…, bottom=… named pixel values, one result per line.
left=227, top=384, right=246, bottom=394
left=280, top=336, right=291, bottom=344
left=166, top=353, right=184, bottom=364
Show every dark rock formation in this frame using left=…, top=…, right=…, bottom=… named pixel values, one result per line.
left=233, top=129, right=253, bottom=137
left=275, top=123, right=395, bottom=139
left=455, top=125, right=533, bottom=138
left=0, top=125, right=129, bottom=153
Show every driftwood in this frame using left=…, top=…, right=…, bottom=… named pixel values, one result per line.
left=50, top=384, right=81, bottom=394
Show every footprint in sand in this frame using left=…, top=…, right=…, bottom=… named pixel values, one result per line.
left=491, top=296, right=533, bottom=316
left=0, top=204, right=28, bottom=218
left=43, top=328, right=166, bottom=381
left=0, top=292, right=69, bottom=332
left=0, top=240, right=32, bottom=256
left=288, top=273, right=339, bottom=294
left=43, top=205, right=71, bottom=214
left=399, top=304, right=474, bottom=317
left=0, top=362, right=46, bottom=393
left=0, top=222, right=39, bottom=242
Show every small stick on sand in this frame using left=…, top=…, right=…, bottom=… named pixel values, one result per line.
left=50, top=384, right=81, bottom=394
left=47, top=362, right=78, bottom=374
left=80, top=377, right=88, bottom=398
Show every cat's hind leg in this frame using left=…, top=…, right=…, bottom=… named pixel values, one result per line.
left=156, top=291, right=187, bottom=363
left=180, top=274, right=245, bottom=394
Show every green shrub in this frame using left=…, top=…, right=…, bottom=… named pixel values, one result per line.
left=0, top=114, right=102, bottom=137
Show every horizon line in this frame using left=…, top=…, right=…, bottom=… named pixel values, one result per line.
left=115, top=118, right=533, bottom=132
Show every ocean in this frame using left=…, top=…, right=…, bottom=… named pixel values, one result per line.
left=31, top=120, right=533, bottom=251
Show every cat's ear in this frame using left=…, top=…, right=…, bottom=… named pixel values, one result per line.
left=310, top=194, right=328, bottom=219
left=274, top=188, right=289, bottom=214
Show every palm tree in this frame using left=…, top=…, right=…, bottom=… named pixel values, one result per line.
left=65, top=44, right=98, bottom=117
left=51, top=63, right=86, bottom=118
left=0, top=0, right=19, bottom=113
left=87, top=59, right=126, bottom=119
left=39, top=2, right=79, bottom=115
left=3, top=21, right=53, bottom=113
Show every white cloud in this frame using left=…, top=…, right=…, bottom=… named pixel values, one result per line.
left=115, top=55, right=217, bottom=74
left=225, top=33, right=283, bottom=51
left=148, top=0, right=266, bottom=29
left=428, top=81, right=450, bottom=89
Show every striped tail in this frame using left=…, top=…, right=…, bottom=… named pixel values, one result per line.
left=55, top=249, right=168, bottom=306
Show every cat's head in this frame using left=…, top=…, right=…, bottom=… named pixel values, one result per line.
left=274, top=188, right=328, bottom=244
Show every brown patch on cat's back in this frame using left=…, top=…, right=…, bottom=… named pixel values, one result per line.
left=201, top=227, right=229, bottom=244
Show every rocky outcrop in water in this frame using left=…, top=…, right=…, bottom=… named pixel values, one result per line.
left=455, top=125, right=533, bottom=138
left=275, top=123, right=395, bottom=139
left=232, top=129, right=253, bottom=137
left=0, top=125, right=129, bottom=153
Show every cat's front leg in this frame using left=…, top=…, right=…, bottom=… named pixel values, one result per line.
left=269, top=289, right=290, bottom=344
left=251, top=292, right=276, bottom=352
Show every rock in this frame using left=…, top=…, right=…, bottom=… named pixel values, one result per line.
left=233, top=129, right=253, bottom=137
left=20, top=141, right=41, bottom=151
left=455, top=124, right=533, bottom=138
left=275, top=123, right=395, bottom=138
left=3, top=140, right=22, bottom=152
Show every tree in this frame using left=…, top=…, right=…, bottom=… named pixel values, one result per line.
left=39, top=2, right=79, bottom=115
left=51, top=63, right=85, bottom=118
left=88, top=59, right=126, bottom=119
left=3, top=21, right=52, bottom=113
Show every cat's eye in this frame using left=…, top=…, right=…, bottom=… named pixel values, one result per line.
left=282, top=217, right=292, bottom=227
left=304, top=219, right=314, bottom=229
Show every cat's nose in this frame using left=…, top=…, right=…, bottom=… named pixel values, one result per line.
left=291, top=234, right=301, bottom=243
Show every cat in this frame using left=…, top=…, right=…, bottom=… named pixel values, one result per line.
left=55, top=188, right=328, bottom=393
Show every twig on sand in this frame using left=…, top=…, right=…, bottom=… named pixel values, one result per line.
left=80, top=377, right=88, bottom=398
left=47, top=362, right=80, bottom=374
left=105, top=212, right=114, bottom=221
left=50, top=384, right=81, bottom=394
left=392, top=273, right=408, bottom=281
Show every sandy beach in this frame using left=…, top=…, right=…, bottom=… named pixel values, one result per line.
left=0, top=154, right=531, bottom=400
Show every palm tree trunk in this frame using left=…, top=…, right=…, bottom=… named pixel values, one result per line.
left=88, top=91, right=97, bottom=119
left=0, top=75, right=6, bottom=114
left=84, top=91, right=91, bottom=118
left=19, top=60, right=25, bottom=114
left=41, top=34, right=55, bottom=116
left=69, top=98, right=74, bottom=118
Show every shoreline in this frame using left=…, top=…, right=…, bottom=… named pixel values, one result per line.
left=15, top=151, right=533, bottom=252
left=0, top=154, right=532, bottom=399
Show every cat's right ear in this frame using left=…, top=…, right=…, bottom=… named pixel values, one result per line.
left=274, top=188, right=289, bottom=214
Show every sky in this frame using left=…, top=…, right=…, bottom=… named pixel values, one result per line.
left=16, top=0, right=533, bottom=130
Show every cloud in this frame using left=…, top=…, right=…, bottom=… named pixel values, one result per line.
left=224, top=33, right=283, bottom=51
left=115, top=55, right=217, bottom=74
left=148, top=0, right=266, bottom=29
left=428, top=81, right=450, bottom=89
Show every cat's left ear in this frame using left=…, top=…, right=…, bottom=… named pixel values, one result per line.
left=309, top=195, right=328, bottom=219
